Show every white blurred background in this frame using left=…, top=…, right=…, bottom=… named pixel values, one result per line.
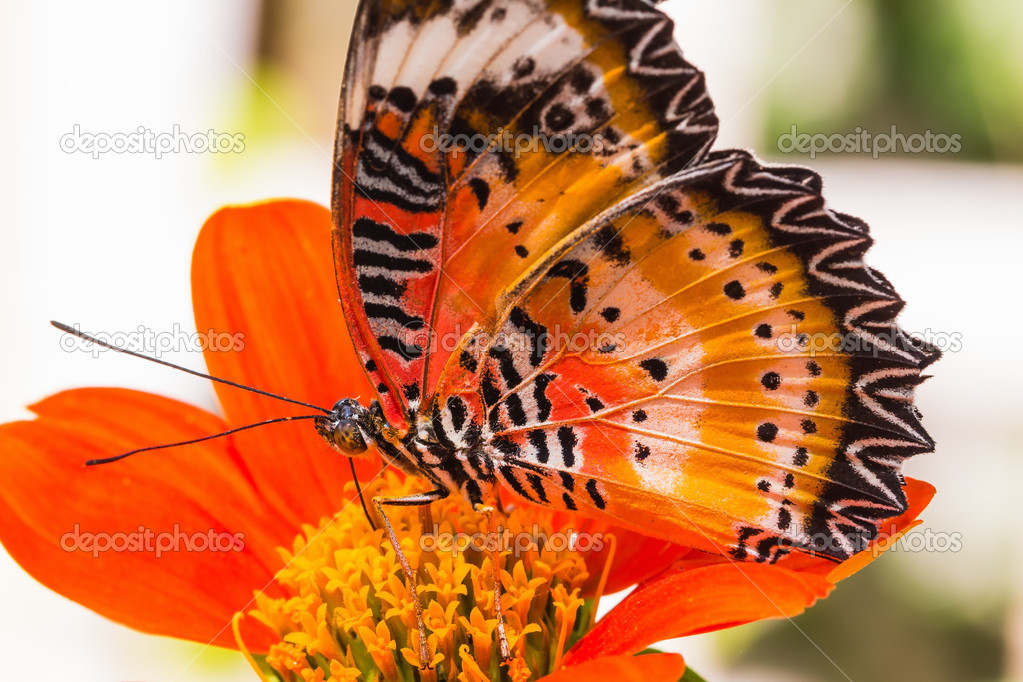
left=1, top=1, right=1021, bottom=679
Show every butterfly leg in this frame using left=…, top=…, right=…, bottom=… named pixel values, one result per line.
left=373, top=488, right=449, bottom=669
left=473, top=503, right=512, bottom=661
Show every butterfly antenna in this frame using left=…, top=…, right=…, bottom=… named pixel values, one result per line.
left=85, top=415, right=323, bottom=465
left=52, top=321, right=330, bottom=414
left=348, top=458, right=377, bottom=529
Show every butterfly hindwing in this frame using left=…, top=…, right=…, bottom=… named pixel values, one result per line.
left=332, top=0, right=718, bottom=427
left=432, top=151, right=937, bottom=561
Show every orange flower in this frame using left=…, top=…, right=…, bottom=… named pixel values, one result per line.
left=0, top=201, right=934, bottom=680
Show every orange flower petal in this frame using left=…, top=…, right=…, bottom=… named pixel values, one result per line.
left=564, top=562, right=833, bottom=664
left=825, top=477, right=936, bottom=582
left=190, top=200, right=379, bottom=529
left=539, top=653, right=685, bottom=682
left=578, top=524, right=695, bottom=596
left=0, top=388, right=291, bottom=650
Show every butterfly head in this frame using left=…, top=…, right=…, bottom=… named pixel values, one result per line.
left=315, top=398, right=374, bottom=457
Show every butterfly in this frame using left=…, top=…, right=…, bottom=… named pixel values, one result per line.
left=316, top=0, right=938, bottom=662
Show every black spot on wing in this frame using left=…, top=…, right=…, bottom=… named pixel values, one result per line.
left=639, top=358, right=669, bottom=381
left=469, top=178, right=490, bottom=211
left=724, top=280, right=746, bottom=300
left=386, top=86, right=417, bottom=113
left=584, top=395, right=604, bottom=413
left=547, top=260, right=590, bottom=314
left=428, top=77, right=457, bottom=97
left=757, top=422, right=779, bottom=443
left=777, top=507, right=792, bottom=531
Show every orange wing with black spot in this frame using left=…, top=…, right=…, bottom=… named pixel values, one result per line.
left=431, top=151, right=938, bottom=562
left=332, top=0, right=717, bottom=427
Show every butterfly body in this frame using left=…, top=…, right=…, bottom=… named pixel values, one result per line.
left=324, top=0, right=938, bottom=565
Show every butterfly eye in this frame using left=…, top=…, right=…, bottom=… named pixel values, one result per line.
left=315, top=416, right=368, bottom=455
left=336, top=421, right=369, bottom=454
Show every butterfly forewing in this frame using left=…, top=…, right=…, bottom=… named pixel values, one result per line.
left=332, top=0, right=717, bottom=427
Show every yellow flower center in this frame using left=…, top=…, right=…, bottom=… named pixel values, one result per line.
left=236, top=472, right=605, bottom=682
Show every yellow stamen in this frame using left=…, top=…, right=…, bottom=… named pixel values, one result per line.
left=241, top=472, right=597, bottom=681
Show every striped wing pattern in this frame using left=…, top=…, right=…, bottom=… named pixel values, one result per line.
left=332, top=0, right=717, bottom=426
left=332, top=0, right=937, bottom=563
